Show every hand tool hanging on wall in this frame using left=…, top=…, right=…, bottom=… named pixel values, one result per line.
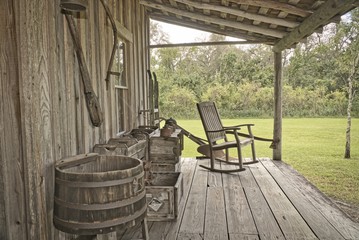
left=99, top=0, right=118, bottom=90
left=65, top=14, right=103, bottom=127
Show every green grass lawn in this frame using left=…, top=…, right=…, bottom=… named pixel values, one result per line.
left=176, top=118, right=359, bottom=207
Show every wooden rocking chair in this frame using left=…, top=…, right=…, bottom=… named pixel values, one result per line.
left=197, top=101, right=257, bottom=173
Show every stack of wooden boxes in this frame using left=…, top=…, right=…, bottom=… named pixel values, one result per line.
left=93, top=129, right=154, bottom=181
left=93, top=132, right=148, bottom=160
left=146, top=128, right=184, bottom=221
left=149, top=129, right=182, bottom=172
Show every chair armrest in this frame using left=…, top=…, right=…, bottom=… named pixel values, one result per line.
left=207, top=129, right=227, bottom=133
left=222, top=126, right=241, bottom=131
left=222, top=126, right=241, bottom=137
left=224, top=125, right=255, bottom=139
left=223, top=128, right=244, bottom=145
left=224, top=124, right=254, bottom=128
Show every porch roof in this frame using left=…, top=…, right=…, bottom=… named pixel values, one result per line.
left=140, top=0, right=358, bottom=51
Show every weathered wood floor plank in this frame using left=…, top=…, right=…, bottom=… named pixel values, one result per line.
left=240, top=166, right=285, bottom=239
left=177, top=160, right=208, bottom=235
left=229, top=234, right=259, bottom=240
left=250, top=162, right=318, bottom=239
left=262, top=159, right=345, bottom=240
left=177, top=233, right=203, bottom=240
left=120, top=158, right=197, bottom=240
left=118, top=158, right=358, bottom=240
left=204, top=186, right=228, bottom=240
left=223, top=165, right=257, bottom=236
left=271, top=159, right=359, bottom=240
left=159, top=158, right=197, bottom=240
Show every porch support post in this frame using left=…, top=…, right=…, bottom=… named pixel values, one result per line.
left=273, top=51, right=282, bottom=160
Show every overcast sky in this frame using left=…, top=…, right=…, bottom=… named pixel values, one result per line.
left=154, top=20, right=241, bottom=43
left=154, top=20, right=210, bottom=43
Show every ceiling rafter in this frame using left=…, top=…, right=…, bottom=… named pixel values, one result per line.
left=143, top=0, right=357, bottom=51
left=140, top=0, right=287, bottom=38
left=270, top=0, right=301, bottom=28
left=202, top=0, right=211, bottom=15
left=273, top=0, right=357, bottom=52
left=229, top=0, right=312, bottom=17
left=155, top=0, right=169, bottom=16
left=150, top=13, right=273, bottom=42
left=220, top=0, right=229, bottom=19
left=173, top=0, right=300, bottom=28
left=168, top=0, right=183, bottom=19
left=168, top=1, right=178, bottom=9
left=253, top=7, right=269, bottom=25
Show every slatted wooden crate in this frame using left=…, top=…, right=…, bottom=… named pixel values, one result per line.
left=93, top=136, right=147, bottom=160
left=145, top=172, right=183, bottom=221
left=149, top=129, right=182, bottom=164
left=150, top=161, right=181, bottom=172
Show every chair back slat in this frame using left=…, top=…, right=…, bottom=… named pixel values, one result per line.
left=197, top=101, right=226, bottom=143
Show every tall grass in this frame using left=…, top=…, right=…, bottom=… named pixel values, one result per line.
left=177, top=118, right=359, bottom=206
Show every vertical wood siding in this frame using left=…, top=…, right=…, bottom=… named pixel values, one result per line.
left=0, top=0, right=150, bottom=239
left=0, top=0, right=27, bottom=239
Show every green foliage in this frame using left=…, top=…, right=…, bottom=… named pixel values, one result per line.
left=282, top=86, right=347, bottom=117
left=149, top=11, right=359, bottom=119
left=160, top=86, right=197, bottom=119
left=218, top=45, right=274, bottom=86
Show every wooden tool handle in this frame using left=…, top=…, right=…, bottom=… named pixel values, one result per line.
left=65, top=14, right=103, bottom=127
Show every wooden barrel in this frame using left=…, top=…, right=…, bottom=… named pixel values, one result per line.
left=53, top=153, right=146, bottom=235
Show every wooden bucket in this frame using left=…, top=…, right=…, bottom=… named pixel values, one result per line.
left=53, top=153, right=146, bottom=235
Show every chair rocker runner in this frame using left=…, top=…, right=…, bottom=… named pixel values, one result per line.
left=197, top=101, right=257, bottom=173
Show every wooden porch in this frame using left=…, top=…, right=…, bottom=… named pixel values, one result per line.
left=119, top=158, right=359, bottom=240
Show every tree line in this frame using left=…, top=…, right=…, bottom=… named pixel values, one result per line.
left=150, top=9, right=359, bottom=120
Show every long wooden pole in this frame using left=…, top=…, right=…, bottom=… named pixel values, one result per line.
left=273, top=51, right=282, bottom=160
left=65, top=14, right=103, bottom=127
left=99, top=0, right=118, bottom=89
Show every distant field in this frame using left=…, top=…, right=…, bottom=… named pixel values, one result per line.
left=176, top=118, right=359, bottom=207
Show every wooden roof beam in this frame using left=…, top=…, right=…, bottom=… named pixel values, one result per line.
left=155, top=0, right=169, bottom=16
left=150, top=14, right=270, bottom=42
left=229, top=0, right=312, bottom=17
left=150, top=40, right=273, bottom=48
left=202, top=0, right=211, bottom=25
left=269, top=0, right=300, bottom=28
left=141, top=0, right=287, bottom=38
left=253, top=7, right=269, bottom=25
left=221, top=0, right=229, bottom=19
left=174, top=0, right=300, bottom=28
left=273, top=0, right=357, bottom=52
left=168, top=0, right=183, bottom=19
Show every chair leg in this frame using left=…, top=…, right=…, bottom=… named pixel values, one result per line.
left=243, top=140, right=258, bottom=165
left=236, top=146, right=244, bottom=170
left=225, top=148, right=229, bottom=162
left=251, top=140, right=258, bottom=163
left=199, top=150, right=245, bottom=173
left=210, top=152, right=216, bottom=169
left=199, top=164, right=245, bottom=173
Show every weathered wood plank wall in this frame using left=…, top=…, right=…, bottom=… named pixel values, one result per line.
left=0, top=0, right=150, bottom=239
left=0, top=1, right=27, bottom=239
